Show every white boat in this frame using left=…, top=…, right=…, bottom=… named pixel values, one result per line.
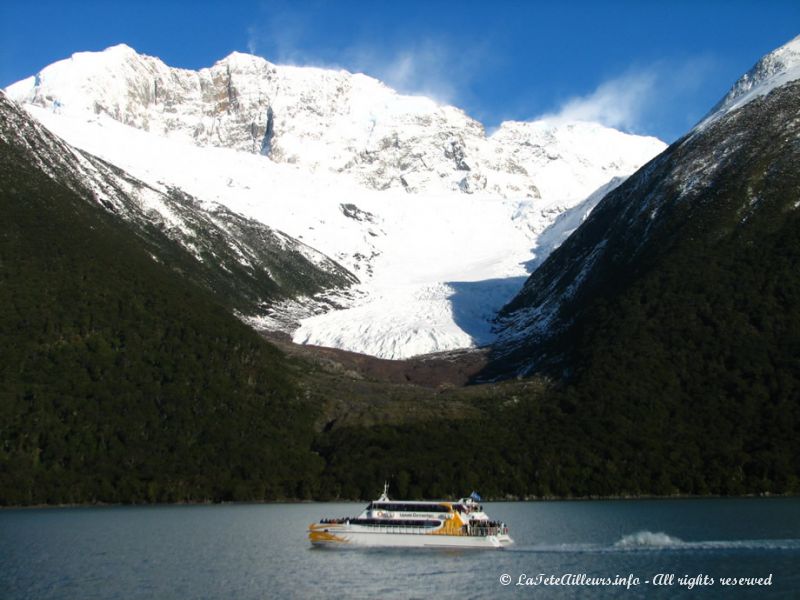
left=308, top=484, right=513, bottom=549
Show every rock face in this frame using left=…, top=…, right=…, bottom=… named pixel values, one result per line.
left=487, top=35, right=800, bottom=380
left=6, top=44, right=664, bottom=199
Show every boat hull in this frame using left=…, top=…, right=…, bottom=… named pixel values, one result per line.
left=308, top=524, right=513, bottom=549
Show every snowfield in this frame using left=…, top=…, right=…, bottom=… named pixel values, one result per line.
left=8, top=46, right=667, bottom=359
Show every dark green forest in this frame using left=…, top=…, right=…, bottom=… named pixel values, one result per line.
left=0, top=128, right=324, bottom=504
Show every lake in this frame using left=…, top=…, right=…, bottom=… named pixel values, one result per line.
left=1, top=498, right=799, bottom=598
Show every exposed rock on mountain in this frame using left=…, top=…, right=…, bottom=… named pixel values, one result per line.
left=6, top=44, right=664, bottom=199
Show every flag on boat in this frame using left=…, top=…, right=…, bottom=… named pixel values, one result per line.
left=470, top=491, right=482, bottom=502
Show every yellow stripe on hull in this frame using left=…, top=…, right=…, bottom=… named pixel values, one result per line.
left=308, top=523, right=349, bottom=545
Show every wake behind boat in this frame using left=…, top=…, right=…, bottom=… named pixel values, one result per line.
left=308, top=484, right=513, bottom=549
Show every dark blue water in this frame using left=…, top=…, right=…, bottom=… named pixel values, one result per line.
left=1, top=498, right=799, bottom=598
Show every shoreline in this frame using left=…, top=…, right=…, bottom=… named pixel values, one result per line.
left=2, top=492, right=794, bottom=510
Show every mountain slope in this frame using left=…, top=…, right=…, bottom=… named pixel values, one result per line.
left=0, top=93, right=357, bottom=329
left=490, top=36, right=800, bottom=381
left=432, top=36, right=800, bottom=495
left=0, top=95, right=333, bottom=504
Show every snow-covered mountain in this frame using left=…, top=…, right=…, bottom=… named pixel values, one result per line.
left=6, top=45, right=666, bottom=359
left=488, top=34, right=800, bottom=379
left=6, top=44, right=663, bottom=199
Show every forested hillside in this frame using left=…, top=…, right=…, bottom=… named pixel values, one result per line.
left=0, top=114, right=323, bottom=504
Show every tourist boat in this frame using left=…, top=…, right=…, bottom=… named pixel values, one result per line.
left=308, top=484, right=513, bottom=549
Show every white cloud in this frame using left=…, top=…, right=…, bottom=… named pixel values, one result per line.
left=344, top=40, right=471, bottom=105
left=244, top=4, right=715, bottom=140
left=246, top=26, right=258, bottom=55
left=544, top=71, right=657, bottom=130
left=245, top=3, right=486, bottom=107
left=538, top=57, right=716, bottom=136
left=245, top=1, right=320, bottom=65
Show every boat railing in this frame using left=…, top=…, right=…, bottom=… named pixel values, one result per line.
left=466, top=525, right=509, bottom=537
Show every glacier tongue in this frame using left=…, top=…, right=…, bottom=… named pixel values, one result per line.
left=292, top=279, right=526, bottom=360
left=6, top=45, right=668, bottom=359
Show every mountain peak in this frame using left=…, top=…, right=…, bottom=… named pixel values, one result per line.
left=70, top=43, right=142, bottom=65
left=102, top=42, right=138, bottom=55
left=703, top=34, right=800, bottom=126
left=216, top=50, right=270, bottom=70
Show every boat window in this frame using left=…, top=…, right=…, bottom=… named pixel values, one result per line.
left=349, top=518, right=441, bottom=528
left=371, top=503, right=451, bottom=513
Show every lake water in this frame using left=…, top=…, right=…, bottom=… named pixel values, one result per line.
left=1, top=498, right=799, bottom=599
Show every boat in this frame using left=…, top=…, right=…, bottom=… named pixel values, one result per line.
left=308, top=484, right=513, bottom=549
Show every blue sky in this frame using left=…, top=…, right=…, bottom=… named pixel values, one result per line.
left=1, top=0, right=798, bottom=141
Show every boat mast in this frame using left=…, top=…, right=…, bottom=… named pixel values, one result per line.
left=378, top=481, right=390, bottom=502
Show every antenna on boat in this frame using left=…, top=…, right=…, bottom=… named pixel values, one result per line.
left=378, top=481, right=390, bottom=501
